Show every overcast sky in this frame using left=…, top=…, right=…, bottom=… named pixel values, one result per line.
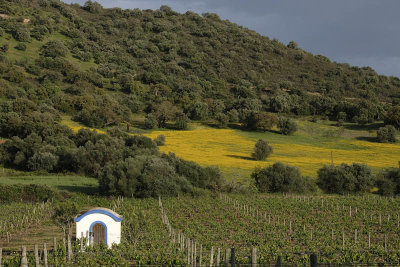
left=65, top=0, right=400, bottom=78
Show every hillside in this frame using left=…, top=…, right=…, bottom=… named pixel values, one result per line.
left=0, top=0, right=399, bottom=132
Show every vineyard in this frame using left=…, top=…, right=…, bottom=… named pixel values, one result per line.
left=160, top=193, right=400, bottom=265
left=1, top=192, right=400, bottom=265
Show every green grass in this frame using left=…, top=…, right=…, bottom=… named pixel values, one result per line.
left=237, top=119, right=377, bottom=148
left=0, top=175, right=99, bottom=194
left=1, top=30, right=97, bottom=72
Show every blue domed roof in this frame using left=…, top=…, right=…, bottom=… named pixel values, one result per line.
left=74, top=207, right=123, bottom=222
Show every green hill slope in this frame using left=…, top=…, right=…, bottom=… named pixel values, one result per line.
left=0, top=0, right=399, bottom=131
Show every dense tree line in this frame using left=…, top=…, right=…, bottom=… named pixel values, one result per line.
left=252, top=162, right=316, bottom=193
left=0, top=98, right=223, bottom=197
left=253, top=161, right=400, bottom=196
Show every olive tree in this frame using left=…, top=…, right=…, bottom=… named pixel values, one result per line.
left=278, top=117, right=297, bottom=135
left=252, top=139, right=273, bottom=161
left=377, top=125, right=397, bottom=143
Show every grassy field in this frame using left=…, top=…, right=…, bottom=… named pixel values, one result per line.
left=0, top=175, right=98, bottom=194
left=146, top=120, right=400, bottom=183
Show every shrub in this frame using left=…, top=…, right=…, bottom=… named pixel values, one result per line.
left=144, top=113, right=158, bottom=129
left=53, top=200, right=78, bottom=234
left=384, top=106, right=400, bottom=129
left=31, top=25, right=49, bottom=41
left=215, top=113, right=228, bottom=128
left=125, top=135, right=157, bottom=150
left=154, top=134, right=165, bottom=146
left=228, top=109, right=239, bottom=123
left=252, top=162, right=315, bottom=193
left=252, top=139, right=273, bottom=161
left=317, top=163, right=375, bottom=194
left=152, top=101, right=178, bottom=128
left=15, top=43, right=27, bottom=51
left=0, top=184, right=59, bottom=203
left=278, top=117, right=297, bottom=135
left=40, top=40, right=69, bottom=58
left=375, top=168, right=400, bottom=196
left=375, top=176, right=396, bottom=196
left=377, top=125, right=397, bottom=143
left=287, top=41, right=298, bottom=49
left=1, top=44, right=9, bottom=52
left=13, top=27, right=30, bottom=42
left=83, top=0, right=103, bottom=13
left=189, top=102, right=208, bottom=120
left=98, top=156, right=193, bottom=198
left=175, top=112, right=189, bottom=130
left=337, top=112, right=347, bottom=126
left=162, top=153, right=223, bottom=190
left=294, top=53, right=304, bottom=61
left=27, top=152, right=58, bottom=171
left=244, top=112, right=277, bottom=132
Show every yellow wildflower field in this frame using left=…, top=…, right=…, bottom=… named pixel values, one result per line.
left=60, top=117, right=106, bottom=134
left=146, top=126, right=400, bottom=182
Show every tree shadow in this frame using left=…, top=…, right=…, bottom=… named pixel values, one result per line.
left=56, top=185, right=98, bottom=195
left=342, top=122, right=385, bottom=131
left=227, top=123, right=242, bottom=130
left=226, top=123, right=282, bottom=134
left=201, top=122, right=227, bottom=129
left=355, top=136, right=379, bottom=143
left=226, top=154, right=255, bottom=161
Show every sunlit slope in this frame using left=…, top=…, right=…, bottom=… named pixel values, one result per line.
left=59, top=117, right=400, bottom=182
left=146, top=124, right=400, bottom=181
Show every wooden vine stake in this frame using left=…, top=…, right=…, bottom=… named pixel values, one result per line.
left=225, top=248, right=230, bottom=266
left=384, top=234, right=387, bottom=252
left=21, top=246, right=28, bottom=267
left=216, top=247, right=220, bottom=267
left=192, top=240, right=196, bottom=267
left=44, top=243, right=48, bottom=267
left=199, top=244, right=203, bottom=267
left=251, top=247, right=257, bottom=267
left=210, top=246, right=214, bottom=267
left=368, top=232, right=371, bottom=249
left=0, top=247, right=2, bottom=267
left=354, top=229, right=357, bottom=244
left=35, top=244, right=39, bottom=267
left=54, top=237, right=58, bottom=266
left=342, top=230, right=345, bottom=249
left=187, top=239, right=190, bottom=265
left=68, top=234, right=73, bottom=262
